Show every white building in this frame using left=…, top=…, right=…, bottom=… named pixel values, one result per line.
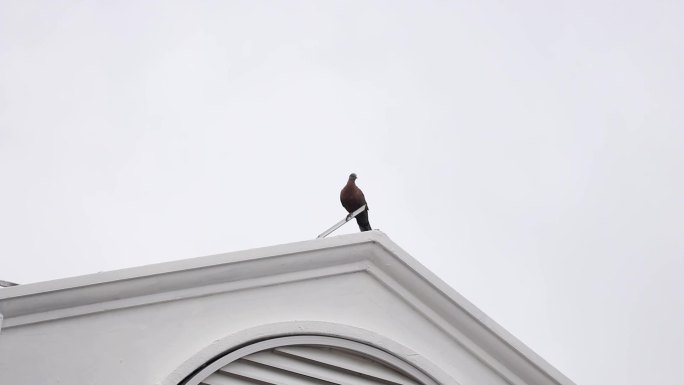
left=0, top=231, right=574, bottom=385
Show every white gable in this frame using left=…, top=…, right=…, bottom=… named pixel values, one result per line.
left=0, top=231, right=574, bottom=385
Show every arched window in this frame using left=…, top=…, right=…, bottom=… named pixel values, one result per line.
left=181, top=336, right=439, bottom=385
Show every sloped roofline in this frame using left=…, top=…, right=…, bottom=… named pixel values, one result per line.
left=0, top=231, right=574, bottom=385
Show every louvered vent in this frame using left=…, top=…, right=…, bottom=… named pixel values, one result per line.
left=199, top=345, right=424, bottom=385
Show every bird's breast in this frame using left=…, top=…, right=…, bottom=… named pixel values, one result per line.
left=340, top=185, right=365, bottom=212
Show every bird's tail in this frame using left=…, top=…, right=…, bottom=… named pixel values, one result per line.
left=355, top=210, right=372, bottom=232
left=358, top=223, right=372, bottom=232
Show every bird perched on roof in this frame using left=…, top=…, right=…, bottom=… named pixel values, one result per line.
left=340, top=173, right=372, bottom=232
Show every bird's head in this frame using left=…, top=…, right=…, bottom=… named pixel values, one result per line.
left=349, top=173, right=358, bottom=181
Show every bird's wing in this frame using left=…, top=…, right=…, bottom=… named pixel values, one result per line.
left=359, top=189, right=369, bottom=210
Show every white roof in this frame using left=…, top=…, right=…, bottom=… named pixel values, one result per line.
left=0, top=231, right=574, bottom=385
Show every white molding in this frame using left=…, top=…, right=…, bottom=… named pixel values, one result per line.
left=0, top=231, right=574, bottom=385
left=0, top=238, right=375, bottom=327
left=365, top=240, right=571, bottom=385
left=1, top=262, right=369, bottom=328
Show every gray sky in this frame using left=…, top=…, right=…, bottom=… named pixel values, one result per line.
left=1, top=1, right=682, bottom=384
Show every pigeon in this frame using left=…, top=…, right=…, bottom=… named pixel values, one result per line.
left=340, top=173, right=372, bottom=232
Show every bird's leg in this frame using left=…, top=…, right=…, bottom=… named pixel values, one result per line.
left=346, top=213, right=353, bottom=221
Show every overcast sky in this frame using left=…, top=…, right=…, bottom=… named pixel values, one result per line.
left=1, top=1, right=683, bottom=384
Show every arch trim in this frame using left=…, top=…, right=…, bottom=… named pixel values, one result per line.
left=159, top=321, right=456, bottom=385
